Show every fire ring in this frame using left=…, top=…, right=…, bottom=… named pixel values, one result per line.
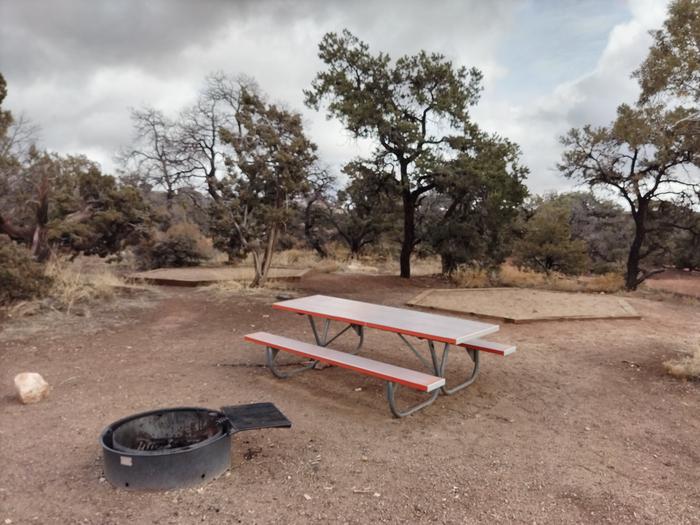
left=100, top=403, right=291, bottom=490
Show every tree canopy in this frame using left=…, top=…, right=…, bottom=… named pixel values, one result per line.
left=305, top=29, right=484, bottom=277
left=559, top=103, right=700, bottom=289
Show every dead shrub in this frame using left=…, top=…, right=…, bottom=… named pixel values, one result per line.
left=496, top=263, right=625, bottom=293
left=450, top=266, right=492, bottom=288
left=44, top=257, right=124, bottom=313
left=497, top=264, right=548, bottom=288
left=664, top=347, right=700, bottom=380
left=585, top=272, right=625, bottom=293
left=275, top=249, right=340, bottom=273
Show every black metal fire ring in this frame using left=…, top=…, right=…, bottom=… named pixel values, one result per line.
left=100, top=403, right=291, bottom=491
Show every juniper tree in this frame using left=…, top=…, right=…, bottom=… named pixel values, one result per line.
left=305, top=30, right=483, bottom=277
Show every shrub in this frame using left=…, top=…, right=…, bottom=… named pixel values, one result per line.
left=450, top=265, right=492, bottom=288
left=138, top=223, right=213, bottom=269
left=44, top=257, right=124, bottom=312
left=0, top=237, right=52, bottom=304
left=664, top=348, right=700, bottom=380
left=513, top=203, right=590, bottom=275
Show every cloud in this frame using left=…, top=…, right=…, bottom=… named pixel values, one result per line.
left=474, top=0, right=670, bottom=193
left=0, top=0, right=672, bottom=194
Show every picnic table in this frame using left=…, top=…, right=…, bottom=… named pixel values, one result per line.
left=245, top=294, right=515, bottom=417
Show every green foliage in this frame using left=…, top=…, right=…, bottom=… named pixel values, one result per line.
left=426, top=132, right=529, bottom=273
left=0, top=73, right=12, bottom=146
left=215, top=89, right=317, bottom=285
left=305, top=29, right=484, bottom=277
left=636, top=0, right=700, bottom=103
left=48, top=156, right=153, bottom=256
left=540, top=192, right=633, bottom=274
left=559, top=103, right=700, bottom=289
left=137, top=223, right=213, bottom=269
left=513, top=201, right=590, bottom=275
left=0, top=237, right=52, bottom=303
left=328, top=156, right=400, bottom=256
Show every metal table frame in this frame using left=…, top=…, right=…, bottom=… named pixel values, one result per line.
left=265, top=314, right=480, bottom=417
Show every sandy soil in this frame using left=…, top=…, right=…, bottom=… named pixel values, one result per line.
left=409, top=288, right=640, bottom=322
left=0, top=273, right=698, bottom=524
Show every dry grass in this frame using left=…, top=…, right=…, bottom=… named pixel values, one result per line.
left=3, top=255, right=154, bottom=320
left=46, top=259, right=119, bottom=311
left=446, top=264, right=625, bottom=293
left=495, top=264, right=625, bottom=293
left=245, top=249, right=341, bottom=274
left=664, top=347, right=700, bottom=380
left=200, top=279, right=297, bottom=301
left=450, top=266, right=492, bottom=288
left=43, top=257, right=131, bottom=313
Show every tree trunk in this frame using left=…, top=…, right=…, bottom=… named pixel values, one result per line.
left=165, top=186, right=174, bottom=211
left=625, top=205, right=647, bottom=291
left=31, top=175, right=50, bottom=262
left=399, top=162, right=415, bottom=278
left=251, top=226, right=278, bottom=288
left=304, top=200, right=328, bottom=258
left=441, top=253, right=456, bottom=275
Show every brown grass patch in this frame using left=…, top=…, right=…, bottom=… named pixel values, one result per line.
left=450, top=266, right=492, bottom=288
left=495, top=264, right=624, bottom=293
left=664, top=347, right=700, bottom=380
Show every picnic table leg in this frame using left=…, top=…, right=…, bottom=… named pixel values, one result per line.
left=399, top=338, right=480, bottom=396
left=307, top=316, right=365, bottom=354
left=265, top=347, right=316, bottom=379
left=386, top=382, right=440, bottom=418
left=438, top=345, right=480, bottom=395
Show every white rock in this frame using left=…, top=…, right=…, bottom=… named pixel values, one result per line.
left=14, top=373, right=49, bottom=404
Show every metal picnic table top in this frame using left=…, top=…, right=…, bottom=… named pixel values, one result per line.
left=272, top=294, right=499, bottom=344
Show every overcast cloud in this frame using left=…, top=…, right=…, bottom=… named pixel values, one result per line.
left=0, top=0, right=670, bottom=193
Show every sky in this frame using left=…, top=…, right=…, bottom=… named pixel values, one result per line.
left=0, top=0, right=671, bottom=194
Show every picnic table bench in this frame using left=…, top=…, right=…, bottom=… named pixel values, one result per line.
left=245, top=294, right=515, bottom=417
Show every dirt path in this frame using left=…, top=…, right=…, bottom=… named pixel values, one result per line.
left=0, top=274, right=698, bottom=524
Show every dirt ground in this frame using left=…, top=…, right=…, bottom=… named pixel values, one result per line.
left=0, top=273, right=698, bottom=524
left=409, top=288, right=640, bottom=322
left=644, top=269, right=700, bottom=299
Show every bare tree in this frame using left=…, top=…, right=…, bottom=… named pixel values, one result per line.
left=125, top=107, right=193, bottom=209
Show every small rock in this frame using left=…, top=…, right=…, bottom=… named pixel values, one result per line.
left=14, top=372, right=50, bottom=404
left=354, top=387, right=362, bottom=392
left=373, top=492, right=381, bottom=497
left=361, top=455, right=368, bottom=462
left=303, top=494, right=312, bottom=501
left=584, top=427, right=591, bottom=431
left=6, top=519, right=13, bottom=524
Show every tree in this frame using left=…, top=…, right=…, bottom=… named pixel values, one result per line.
left=48, top=155, right=152, bottom=256
left=305, top=29, right=483, bottom=277
left=0, top=142, right=53, bottom=261
left=302, top=167, right=335, bottom=258
left=559, top=103, right=700, bottom=289
left=636, top=0, right=700, bottom=107
left=427, top=132, right=528, bottom=273
left=540, top=192, right=633, bottom=274
left=124, top=107, right=194, bottom=209
left=512, top=199, right=590, bottom=275
left=327, top=156, right=400, bottom=257
left=217, top=90, right=317, bottom=287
